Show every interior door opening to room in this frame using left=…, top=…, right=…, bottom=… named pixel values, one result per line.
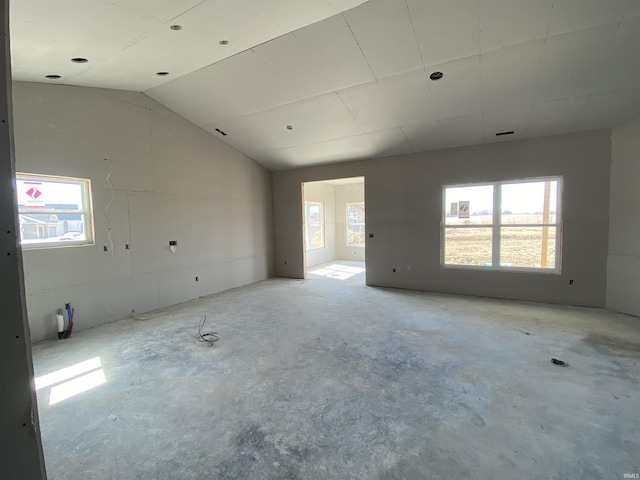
left=302, top=177, right=366, bottom=282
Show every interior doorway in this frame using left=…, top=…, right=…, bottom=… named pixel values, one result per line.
left=302, top=177, right=366, bottom=283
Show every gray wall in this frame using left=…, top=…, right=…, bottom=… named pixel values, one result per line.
left=335, top=182, right=365, bottom=261
left=274, top=131, right=611, bottom=307
left=13, top=82, right=274, bottom=343
left=607, top=117, right=640, bottom=316
left=303, top=181, right=336, bottom=267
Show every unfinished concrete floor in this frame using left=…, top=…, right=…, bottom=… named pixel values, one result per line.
left=33, top=261, right=640, bottom=480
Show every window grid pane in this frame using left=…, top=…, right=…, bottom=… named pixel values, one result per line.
left=346, top=202, right=365, bottom=246
left=444, top=227, right=493, bottom=266
left=500, top=227, right=556, bottom=269
left=305, top=202, right=324, bottom=250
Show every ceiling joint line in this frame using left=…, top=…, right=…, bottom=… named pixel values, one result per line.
left=585, top=22, right=622, bottom=99
left=170, top=0, right=208, bottom=22
left=334, top=92, right=364, bottom=133
left=528, top=1, right=556, bottom=116
left=341, top=13, right=377, bottom=80
left=404, top=0, right=426, bottom=74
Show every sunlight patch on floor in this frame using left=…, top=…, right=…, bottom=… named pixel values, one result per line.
left=35, top=356, right=107, bottom=406
left=310, top=263, right=366, bottom=280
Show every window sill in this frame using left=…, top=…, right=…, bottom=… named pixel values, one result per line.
left=441, top=264, right=561, bottom=275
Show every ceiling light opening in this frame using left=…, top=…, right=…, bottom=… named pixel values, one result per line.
left=156, top=71, right=170, bottom=76
left=170, top=24, right=182, bottom=31
left=495, top=131, right=514, bottom=136
left=71, top=57, right=88, bottom=63
left=215, top=128, right=227, bottom=136
left=219, top=40, right=229, bottom=45
left=45, top=75, right=61, bottom=79
left=429, top=71, right=443, bottom=81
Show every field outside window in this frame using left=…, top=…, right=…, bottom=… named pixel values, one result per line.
left=442, top=177, right=562, bottom=272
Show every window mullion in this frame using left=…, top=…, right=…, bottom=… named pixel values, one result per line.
left=492, top=183, right=501, bottom=268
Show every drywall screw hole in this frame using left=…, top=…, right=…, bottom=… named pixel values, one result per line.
left=22, top=423, right=26, bottom=427
left=15, top=335, right=19, bottom=339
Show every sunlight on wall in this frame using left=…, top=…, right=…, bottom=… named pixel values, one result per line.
left=34, top=356, right=107, bottom=406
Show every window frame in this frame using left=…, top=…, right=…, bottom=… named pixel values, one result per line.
left=304, top=201, right=325, bottom=251
left=441, top=176, right=563, bottom=274
left=345, top=202, right=365, bottom=247
left=16, top=173, right=95, bottom=249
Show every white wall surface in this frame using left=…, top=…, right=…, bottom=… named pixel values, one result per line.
left=303, top=181, right=336, bottom=267
left=274, top=131, right=611, bottom=307
left=335, top=183, right=365, bottom=261
left=13, top=82, right=273, bottom=343
left=607, top=117, right=640, bottom=317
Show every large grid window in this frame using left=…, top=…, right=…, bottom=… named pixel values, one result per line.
left=16, top=173, right=94, bottom=249
left=304, top=201, right=324, bottom=250
left=346, top=202, right=365, bottom=246
left=442, top=177, right=562, bottom=272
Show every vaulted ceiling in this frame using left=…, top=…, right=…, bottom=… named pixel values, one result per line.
left=10, top=0, right=640, bottom=171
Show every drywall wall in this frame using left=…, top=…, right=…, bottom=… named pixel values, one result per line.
left=607, top=117, right=640, bottom=317
left=274, top=131, right=611, bottom=306
left=303, top=181, right=336, bottom=267
left=0, top=6, right=47, bottom=478
left=13, top=81, right=273, bottom=343
left=335, top=182, right=365, bottom=261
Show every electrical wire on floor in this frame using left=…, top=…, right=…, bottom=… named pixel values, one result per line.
left=197, top=315, right=219, bottom=345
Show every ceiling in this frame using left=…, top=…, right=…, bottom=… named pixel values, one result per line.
left=10, top=1, right=640, bottom=171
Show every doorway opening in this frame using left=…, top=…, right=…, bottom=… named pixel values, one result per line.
left=302, top=177, right=366, bottom=283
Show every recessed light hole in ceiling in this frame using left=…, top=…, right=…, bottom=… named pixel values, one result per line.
left=71, top=57, right=88, bottom=63
left=45, top=75, right=61, bottom=79
left=429, top=71, right=443, bottom=81
left=170, top=25, right=182, bottom=31
left=495, top=131, right=514, bottom=136
left=156, top=72, right=170, bottom=76
left=219, top=40, right=229, bottom=45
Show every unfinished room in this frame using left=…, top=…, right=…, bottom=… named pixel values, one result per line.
left=2, top=1, right=639, bottom=479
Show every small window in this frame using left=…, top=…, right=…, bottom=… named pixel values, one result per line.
left=304, top=202, right=324, bottom=250
left=346, top=202, right=365, bottom=246
left=442, top=177, right=562, bottom=272
left=16, top=173, right=94, bottom=249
